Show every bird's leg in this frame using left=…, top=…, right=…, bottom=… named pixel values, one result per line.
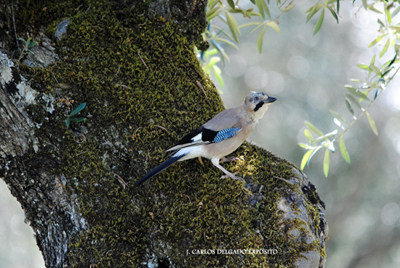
left=220, top=156, right=240, bottom=163
left=211, top=158, right=244, bottom=181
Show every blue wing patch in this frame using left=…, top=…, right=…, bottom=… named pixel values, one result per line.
left=212, top=127, right=241, bottom=143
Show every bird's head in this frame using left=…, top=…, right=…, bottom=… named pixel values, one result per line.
left=244, top=92, right=277, bottom=120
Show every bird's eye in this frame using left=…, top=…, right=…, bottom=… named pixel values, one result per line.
left=254, top=96, right=259, bottom=101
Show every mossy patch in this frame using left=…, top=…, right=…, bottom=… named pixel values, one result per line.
left=15, top=0, right=324, bottom=267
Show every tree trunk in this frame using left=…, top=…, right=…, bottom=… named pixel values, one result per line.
left=0, top=0, right=328, bottom=267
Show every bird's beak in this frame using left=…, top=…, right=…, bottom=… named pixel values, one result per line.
left=264, top=96, right=277, bottom=103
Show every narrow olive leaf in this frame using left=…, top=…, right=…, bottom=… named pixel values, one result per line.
left=255, top=0, right=265, bottom=19
left=227, top=0, right=235, bottom=9
left=345, top=85, right=370, bottom=101
left=261, top=0, right=271, bottom=19
left=385, top=6, right=392, bottom=24
left=357, top=64, right=369, bottom=70
left=65, top=118, right=70, bottom=127
left=345, top=98, right=354, bottom=116
left=304, top=128, right=314, bottom=142
left=225, top=12, right=240, bottom=42
left=207, top=6, right=222, bottom=20
left=298, top=143, right=308, bottom=149
left=257, top=25, right=267, bottom=54
left=282, top=3, right=295, bottom=12
left=327, top=6, right=339, bottom=23
left=339, top=136, right=351, bottom=164
left=366, top=111, right=379, bottom=135
left=305, top=121, right=324, bottom=136
left=380, top=38, right=390, bottom=58
left=313, top=9, right=325, bottom=35
left=323, top=147, right=330, bottom=177
left=369, top=64, right=382, bottom=76
left=69, top=103, right=86, bottom=117
left=213, top=66, right=224, bottom=87
left=301, top=149, right=314, bottom=170
left=306, top=4, right=322, bottom=22
left=392, top=5, right=400, bottom=18
left=337, top=0, right=340, bottom=13
left=370, top=54, right=376, bottom=65
left=368, top=35, right=383, bottom=48
left=369, top=5, right=383, bottom=14
left=345, top=93, right=362, bottom=110
left=362, top=0, right=367, bottom=9
left=266, top=21, right=281, bottom=33
left=217, top=38, right=239, bottom=49
left=330, top=109, right=348, bottom=124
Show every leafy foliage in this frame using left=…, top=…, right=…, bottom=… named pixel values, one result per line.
left=300, top=1, right=400, bottom=176
left=65, top=103, right=86, bottom=127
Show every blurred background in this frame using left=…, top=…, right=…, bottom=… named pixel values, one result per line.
left=1, top=0, right=400, bottom=267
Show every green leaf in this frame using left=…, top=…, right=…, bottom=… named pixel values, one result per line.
left=323, top=147, right=330, bottom=177
left=336, top=0, right=340, bottom=13
left=298, top=143, right=308, bottom=149
left=380, top=38, right=390, bottom=58
left=313, top=9, right=325, bottom=35
left=366, top=111, right=379, bottom=135
left=69, top=117, right=86, bottom=123
left=305, top=121, right=324, bottom=136
left=362, top=0, right=367, bottom=9
left=345, top=93, right=362, bottom=110
left=227, top=0, right=235, bottom=9
left=208, top=56, right=220, bottom=67
left=345, top=98, right=354, bottom=116
left=327, top=6, right=338, bottom=23
left=65, top=118, right=70, bottom=127
left=256, top=0, right=266, bottom=19
left=213, top=65, right=224, bottom=87
left=385, top=5, right=392, bottom=24
left=306, top=3, right=322, bottom=22
left=345, top=85, right=370, bottom=101
left=207, top=6, right=222, bottom=20
left=282, top=4, right=295, bottom=12
left=301, top=149, right=314, bottom=170
left=69, top=103, right=86, bottom=117
left=368, top=35, right=383, bottom=48
left=330, top=109, right=348, bottom=124
left=225, top=12, right=240, bottom=43
left=339, top=136, right=351, bottom=164
left=369, top=64, right=381, bottom=76
left=357, top=64, right=369, bottom=70
left=314, top=129, right=338, bottom=143
left=257, top=25, right=267, bottom=54
left=217, top=38, right=239, bottom=49
left=392, top=5, right=400, bottom=18
left=304, top=129, right=314, bottom=142
left=266, top=21, right=281, bottom=33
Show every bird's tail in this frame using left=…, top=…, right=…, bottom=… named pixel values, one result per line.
left=134, top=154, right=185, bottom=186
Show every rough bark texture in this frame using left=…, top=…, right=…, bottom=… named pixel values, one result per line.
left=0, top=0, right=328, bottom=267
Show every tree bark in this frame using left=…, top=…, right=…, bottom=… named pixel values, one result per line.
left=0, top=0, right=328, bottom=267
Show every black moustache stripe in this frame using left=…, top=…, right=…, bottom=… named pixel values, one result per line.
left=254, top=101, right=264, bottom=112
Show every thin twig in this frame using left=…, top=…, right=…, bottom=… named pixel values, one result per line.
left=196, top=80, right=207, bottom=98
left=138, top=49, right=149, bottom=69
left=114, top=173, right=128, bottom=189
left=154, top=125, right=169, bottom=133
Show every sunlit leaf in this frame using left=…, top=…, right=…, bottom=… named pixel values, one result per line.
left=357, top=64, right=369, bottom=70
left=380, top=38, right=390, bottom=58
left=298, top=143, right=308, bottom=149
left=369, top=64, right=381, bottom=76
left=323, top=147, right=330, bottom=177
left=305, top=121, right=324, bottom=136
left=339, top=136, right=351, bottom=164
left=213, top=65, right=224, bottom=87
left=385, top=5, right=392, bottom=24
left=301, top=149, right=314, bottom=170
left=266, top=21, right=281, bottom=33
left=257, top=25, right=267, bottom=54
left=366, top=111, right=379, bottom=135
left=282, top=4, right=295, bottom=12
left=208, top=56, right=220, bottom=67
left=304, top=128, right=314, bottom=142
left=69, top=103, right=86, bottom=117
left=362, top=0, right=367, bottom=9
left=392, top=5, right=400, bottom=18
left=313, top=9, right=325, bottom=35
left=207, top=6, right=222, bottom=21
left=368, top=35, right=383, bottom=48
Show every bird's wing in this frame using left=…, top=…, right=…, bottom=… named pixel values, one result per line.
left=166, top=108, right=242, bottom=152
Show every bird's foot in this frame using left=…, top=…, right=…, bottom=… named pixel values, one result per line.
left=220, top=172, right=244, bottom=181
left=220, top=156, right=240, bottom=163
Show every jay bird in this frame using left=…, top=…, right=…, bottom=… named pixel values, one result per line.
left=134, top=92, right=277, bottom=186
